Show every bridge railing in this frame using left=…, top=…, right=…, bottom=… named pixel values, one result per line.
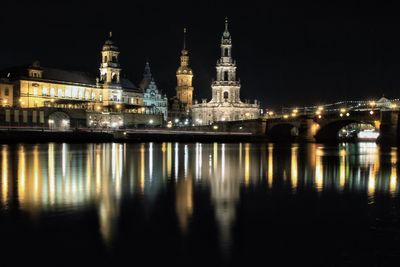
left=265, top=99, right=400, bottom=119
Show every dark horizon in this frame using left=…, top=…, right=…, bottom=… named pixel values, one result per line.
left=2, top=1, right=400, bottom=109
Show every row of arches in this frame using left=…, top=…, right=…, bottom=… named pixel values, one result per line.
left=267, top=120, right=379, bottom=142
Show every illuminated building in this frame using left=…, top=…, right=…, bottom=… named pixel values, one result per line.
left=141, top=62, right=168, bottom=121
left=192, top=18, right=260, bottom=125
left=0, top=78, right=13, bottom=107
left=0, top=32, right=143, bottom=111
left=169, top=28, right=194, bottom=123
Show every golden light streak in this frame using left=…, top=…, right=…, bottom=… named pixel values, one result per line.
left=167, top=143, right=172, bottom=178
left=244, top=143, right=250, bottom=186
left=339, top=148, right=346, bottom=191
left=390, top=148, right=397, bottom=196
left=291, top=145, right=298, bottom=192
left=267, top=144, right=273, bottom=188
left=95, top=145, right=101, bottom=195
left=17, top=145, right=26, bottom=204
left=368, top=145, right=380, bottom=199
left=1, top=146, right=8, bottom=205
left=315, top=147, right=323, bottom=192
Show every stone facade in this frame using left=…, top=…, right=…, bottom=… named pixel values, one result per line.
left=192, top=19, right=260, bottom=125
left=141, top=62, right=168, bottom=121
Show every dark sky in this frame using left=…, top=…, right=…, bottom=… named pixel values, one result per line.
left=1, top=1, right=400, bottom=109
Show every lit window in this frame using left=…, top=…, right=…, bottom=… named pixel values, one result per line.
left=65, top=88, right=71, bottom=97
left=72, top=87, right=78, bottom=98
left=42, top=88, right=48, bottom=96
left=78, top=89, right=84, bottom=99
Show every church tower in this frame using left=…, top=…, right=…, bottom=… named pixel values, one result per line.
left=99, top=32, right=123, bottom=106
left=211, top=18, right=241, bottom=104
left=191, top=18, right=259, bottom=125
left=99, top=32, right=121, bottom=85
left=176, top=28, right=194, bottom=112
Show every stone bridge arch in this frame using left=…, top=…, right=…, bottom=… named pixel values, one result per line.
left=267, top=123, right=299, bottom=141
left=315, top=119, right=377, bottom=142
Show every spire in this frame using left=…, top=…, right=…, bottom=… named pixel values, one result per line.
left=183, top=27, right=187, bottom=50
left=109, top=31, right=112, bottom=38
left=143, top=61, right=152, bottom=80
left=222, top=17, right=231, bottom=39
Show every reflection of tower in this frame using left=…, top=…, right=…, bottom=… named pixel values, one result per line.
left=175, top=178, right=193, bottom=234
left=97, top=143, right=123, bottom=246
left=208, top=144, right=241, bottom=253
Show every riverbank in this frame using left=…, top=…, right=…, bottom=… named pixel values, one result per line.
left=0, top=129, right=269, bottom=143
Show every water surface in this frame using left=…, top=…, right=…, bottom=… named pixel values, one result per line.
left=0, top=142, right=399, bottom=266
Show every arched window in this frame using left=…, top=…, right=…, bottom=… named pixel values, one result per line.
left=224, top=48, right=229, bottom=57
left=112, top=73, right=118, bottom=83
left=224, top=71, right=229, bottom=81
left=223, top=91, right=229, bottom=101
left=104, top=56, right=107, bottom=63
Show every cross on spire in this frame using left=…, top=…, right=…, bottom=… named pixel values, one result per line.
left=183, top=27, right=187, bottom=50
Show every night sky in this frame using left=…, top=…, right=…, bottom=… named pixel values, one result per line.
left=2, top=1, right=400, bottom=109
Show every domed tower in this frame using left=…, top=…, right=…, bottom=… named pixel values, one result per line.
left=99, top=32, right=123, bottom=106
left=99, top=32, right=121, bottom=85
left=176, top=28, right=194, bottom=112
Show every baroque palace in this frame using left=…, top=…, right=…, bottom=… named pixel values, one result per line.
left=1, top=32, right=143, bottom=111
left=0, top=33, right=163, bottom=129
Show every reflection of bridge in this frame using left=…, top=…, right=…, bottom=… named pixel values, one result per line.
left=266, top=98, right=399, bottom=143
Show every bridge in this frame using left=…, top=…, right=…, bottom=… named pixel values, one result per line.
left=264, top=98, right=400, bottom=144
left=208, top=97, right=400, bottom=145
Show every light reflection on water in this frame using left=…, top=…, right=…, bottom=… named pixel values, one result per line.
left=0, top=142, right=398, bottom=263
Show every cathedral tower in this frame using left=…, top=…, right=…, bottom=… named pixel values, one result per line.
left=191, top=18, right=260, bottom=125
left=211, top=18, right=241, bottom=103
left=176, top=28, right=194, bottom=112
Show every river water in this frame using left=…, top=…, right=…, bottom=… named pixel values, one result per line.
left=0, top=142, right=399, bottom=266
